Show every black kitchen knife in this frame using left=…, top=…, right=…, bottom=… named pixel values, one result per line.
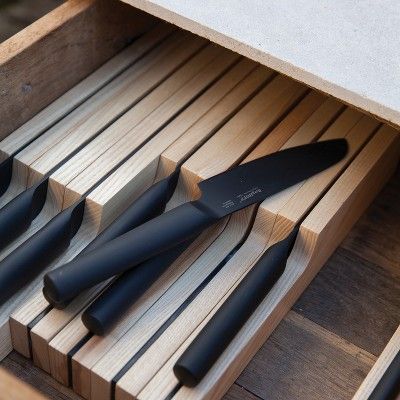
left=41, top=170, right=180, bottom=309
left=81, top=239, right=194, bottom=335
left=43, top=139, right=348, bottom=306
left=0, top=157, right=13, bottom=198
left=368, top=350, right=400, bottom=400
left=174, top=224, right=299, bottom=387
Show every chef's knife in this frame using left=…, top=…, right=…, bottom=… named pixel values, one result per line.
left=174, top=225, right=299, bottom=387
left=43, top=139, right=348, bottom=305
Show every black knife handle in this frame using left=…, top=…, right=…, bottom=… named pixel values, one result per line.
left=82, top=173, right=179, bottom=255
left=0, top=178, right=48, bottom=251
left=369, top=350, right=400, bottom=400
left=0, top=157, right=13, bottom=198
left=44, top=201, right=219, bottom=306
left=173, top=226, right=299, bottom=387
left=81, top=239, right=192, bottom=335
left=0, top=199, right=85, bottom=305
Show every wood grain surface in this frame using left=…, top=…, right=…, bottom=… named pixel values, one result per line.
left=0, top=0, right=157, bottom=139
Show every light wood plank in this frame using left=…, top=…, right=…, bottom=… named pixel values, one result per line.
left=0, top=367, right=46, bottom=400
left=172, top=75, right=307, bottom=203
left=0, top=0, right=156, bottom=139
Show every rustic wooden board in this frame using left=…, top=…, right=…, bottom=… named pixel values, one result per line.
left=341, top=167, right=400, bottom=277
left=236, top=311, right=376, bottom=400
left=293, top=247, right=400, bottom=356
left=0, top=0, right=157, bottom=139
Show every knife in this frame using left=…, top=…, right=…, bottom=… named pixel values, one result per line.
left=41, top=170, right=180, bottom=309
left=43, top=139, right=348, bottom=306
left=0, top=157, right=13, bottom=198
left=81, top=239, right=194, bottom=335
left=368, top=350, right=400, bottom=400
left=173, top=225, right=299, bottom=387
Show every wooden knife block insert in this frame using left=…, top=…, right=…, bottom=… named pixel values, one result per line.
left=0, top=1, right=399, bottom=399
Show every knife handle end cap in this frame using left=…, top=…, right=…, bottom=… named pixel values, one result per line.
left=81, top=311, right=105, bottom=336
left=173, top=362, right=199, bottom=388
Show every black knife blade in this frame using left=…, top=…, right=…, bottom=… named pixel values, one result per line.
left=43, top=139, right=348, bottom=305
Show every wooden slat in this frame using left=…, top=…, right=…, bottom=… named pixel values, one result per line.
left=0, top=22, right=174, bottom=161
left=1, top=351, right=80, bottom=400
left=353, top=325, right=400, bottom=400
left=0, top=0, right=157, bottom=139
left=113, top=108, right=375, bottom=400
left=10, top=43, right=235, bottom=363
left=56, top=45, right=238, bottom=210
left=168, top=125, right=399, bottom=400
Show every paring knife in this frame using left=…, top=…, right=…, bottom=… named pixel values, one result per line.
left=43, top=139, right=348, bottom=307
left=173, top=225, right=299, bottom=387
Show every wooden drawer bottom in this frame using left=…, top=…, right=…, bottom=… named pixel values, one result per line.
left=0, top=3, right=399, bottom=400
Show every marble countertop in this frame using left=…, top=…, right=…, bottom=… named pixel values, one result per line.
left=122, top=0, right=400, bottom=128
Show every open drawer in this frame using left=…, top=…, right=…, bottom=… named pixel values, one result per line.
left=0, top=1, right=399, bottom=400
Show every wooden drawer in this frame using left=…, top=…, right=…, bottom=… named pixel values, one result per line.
left=0, top=1, right=399, bottom=400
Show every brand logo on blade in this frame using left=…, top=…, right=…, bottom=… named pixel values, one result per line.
left=221, top=187, right=262, bottom=209
left=238, top=187, right=262, bottom=202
